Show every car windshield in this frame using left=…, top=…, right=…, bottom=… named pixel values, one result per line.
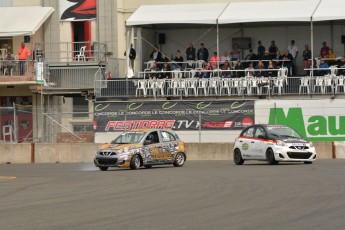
left=267, top=126, right=302, bottom=139
left=111, top=132, right=145, bottom=144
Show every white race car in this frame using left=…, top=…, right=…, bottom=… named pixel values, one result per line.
left=233, top=124, right=316, bottom=165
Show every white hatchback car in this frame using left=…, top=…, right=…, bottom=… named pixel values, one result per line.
left=233, top=124, right=316, bottom=165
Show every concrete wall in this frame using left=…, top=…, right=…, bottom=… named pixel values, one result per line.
left=0, top=142, right=338, bottom=164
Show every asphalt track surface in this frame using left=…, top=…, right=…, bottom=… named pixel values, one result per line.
left=1, top=160, right=345, bottom=230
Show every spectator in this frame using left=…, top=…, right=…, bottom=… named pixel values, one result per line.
left=186, top=42, right=196, bottom=61
left=17, top=42, right=30, bottom=76
left=320, top=41, right=329, bottom=58
left=257, top=40, right=265, bottom=59
left=230, top=43, right=241, bottom=61
left=198, top=61, right=213, bottom=78
left=245, top=63, right=255, bottom=77
left=197, top=43, right=209, bottom=62
left=281, top=49, right=294, bottom=75
left=255, top=60, right=266, bottom=77
left=317, top=59, right=329, bottom=76
left=326, top=49, right=336, bottom=65
left=173, top=50, right=184, bottom=69
left=159, top=53, right=169, bottom=68
left=262, top=51, right=271, bottom=68
left=267, top=60, right=277, bottom=77
left=275, top=50, right=282, bottom=68
left=220, top=50, right=231, bottom=67
left=209, top=52, right=221, bottom=68
left=244, top=49, right=258, bottom=68
left=269, top=40, right=278, bottom=60
left=149, top=45, right=162, bottom=62
left=302, top=44, right=311, bottom=75
left=287, top=40, right=299, bottom=75
left=337, top=56, right=345, bottom=75
left=149, top=61, right=160, bottom=79
left=129, top=44, right=136, bottom=71
left=233, top=61, right=244, bottom=78
left=4, top=52, right=15, bottom=75
left=221, top=60, right=231, bottom=78
left=161, top=62, right=172, bottom=79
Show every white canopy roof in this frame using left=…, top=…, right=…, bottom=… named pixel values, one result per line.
left=0, top=7, right=54, bottom=37
left=312, top=0, right=345, bottom=21
left=126, top=0, right=345, bottom=26
left=218, top=0, right=319, bottom=24
left=126, top=3, right=228, bottom=26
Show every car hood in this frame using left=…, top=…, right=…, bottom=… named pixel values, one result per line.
left=281, top=138, right=309, bottom=144
left=100, top=143, right=141, bottom=150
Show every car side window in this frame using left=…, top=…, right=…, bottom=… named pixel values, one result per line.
left=160, top=131, right=176, bottom=142
left=146, top=131, right=160, bottom=144
left=254, top=127, right=265, bottom=138
left=243, top=127, right=255, bottom=138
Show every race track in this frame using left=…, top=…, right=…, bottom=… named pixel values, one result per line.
left=1, top=160, right=345, bottom=230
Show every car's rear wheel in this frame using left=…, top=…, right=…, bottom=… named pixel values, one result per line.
left=266, top=148, right=278, bottom=165
left=173, top=152, right=185, bottom=167
left=304, top=161, right=313, bottom=164
left=130, top=155, right=141, bottom=170
left=233, top=148, right=244, bottom=165
left=99, top=166, right=108, bottom=171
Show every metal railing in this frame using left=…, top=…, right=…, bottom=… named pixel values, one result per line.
left=0, top=59, right=33, bottom=79
left=34, top=41, right=107, bottom=64
left=94, top=74, right=345, bottom=99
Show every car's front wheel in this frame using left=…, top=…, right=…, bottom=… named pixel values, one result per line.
left=266, top=148, right=278, bottom=165
left=130, top=154, right=141, bottom=170
left=99, top=166, right=108, bottom=171
left=173, top=152, right=185, bottom=167
left=233, top=148, right=244, bottom=165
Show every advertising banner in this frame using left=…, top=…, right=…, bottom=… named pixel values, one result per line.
left=60, top=0, right=96, bottom=21
left=93, top=100, right=254, bottom=132
left=256, top=99, right=345, bottom=142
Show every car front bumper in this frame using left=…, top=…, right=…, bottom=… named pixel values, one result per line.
left=273, top=146, right=317, bottom=162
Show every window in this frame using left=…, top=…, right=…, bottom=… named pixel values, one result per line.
left=243, top=127, right=255, bottom=138
left=161, top=131, right=176, bottom=142
left=73, top=96, right=89, bottom=118
left=254, top=127, right=265, bottom=138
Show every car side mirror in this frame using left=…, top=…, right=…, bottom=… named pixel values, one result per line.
left=258, top=135, right=266, bottom=139
left=144, top=140, right=151, bottom=145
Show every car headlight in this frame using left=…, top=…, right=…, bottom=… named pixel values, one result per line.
left=276, top=140, right=286, bottom=146
left=309, top=142, right=314, bottom=148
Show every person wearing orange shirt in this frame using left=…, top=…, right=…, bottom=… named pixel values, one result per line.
left=17, top=42, right=30, bottom=75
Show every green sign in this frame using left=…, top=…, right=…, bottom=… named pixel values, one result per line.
left=269, top=107, right=345, bottom=142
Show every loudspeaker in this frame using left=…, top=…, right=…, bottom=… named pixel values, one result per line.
left=342, top=35, right=345, bottom=44
left=24, top=35, right=30, bottom=43
left=158, top=33, right=165, bottom=44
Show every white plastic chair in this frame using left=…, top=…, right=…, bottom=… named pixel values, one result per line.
left=186, top=79, right=198, bottom=96
left=271, top=77, right=285, bottom=95
left=76, top=46, right=86, bottom=61
left=313, top=77, right=324, bottom=94
left=220, top=78, right=231, bottom=96
left=299, top=77, right=310, bottom=95
left=208, top=78, right=219, bottom=95
left=195, top=60, right=205, bottom=69
left=230, top=78, right=241, bottom=95
left=156, top=79, right=165, bottom=96
left=146, top=80, right=157, bottom=96
left=335, top=77, right=345, bottom=94
left=197, top=79, right=208, bottom=96
left=136, top=80, right=147, bottom=97
left=323, top=76, right=334, bottom=94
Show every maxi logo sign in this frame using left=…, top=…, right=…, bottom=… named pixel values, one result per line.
left=269, top=107, right=345, bottom=142
left=93, top=100, right=254, bottom=132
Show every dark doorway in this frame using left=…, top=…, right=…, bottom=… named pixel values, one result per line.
left=72, top=21, right=91, bottom=59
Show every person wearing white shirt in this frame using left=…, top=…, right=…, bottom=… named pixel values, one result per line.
left=287, top=40, right=299, bottom=75
left=220, top=50, right=231, bottom=67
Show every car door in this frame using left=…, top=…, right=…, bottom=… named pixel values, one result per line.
left=143, top=131, right=160, bottom=162
left=238, top=126, right=255, bottom=159
left=159, top=131, right=176, bottom=162
left=252, top=126, right=268, bottom=159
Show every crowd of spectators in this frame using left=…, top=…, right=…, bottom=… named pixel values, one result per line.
left=146, top=39, right=344, bottom=79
